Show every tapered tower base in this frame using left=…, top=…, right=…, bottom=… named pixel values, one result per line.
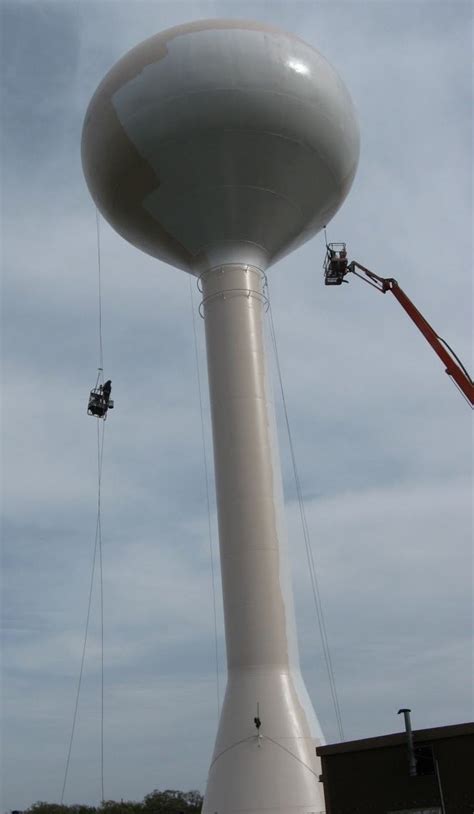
left=204, top=668, right=325, bottom=813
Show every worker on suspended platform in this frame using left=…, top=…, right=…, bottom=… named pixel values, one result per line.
left=88, top=378, right=113, bottom=418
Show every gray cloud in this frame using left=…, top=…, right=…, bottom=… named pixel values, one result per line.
left=1, top=0, right=472, bottom=810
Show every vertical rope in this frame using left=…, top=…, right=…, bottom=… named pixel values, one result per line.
left=266, top=281, right=345, bottom=741
left=95, top=206, right=106, bottom=800
left=95, top=209, right=104, bottom=377
left=60, top=422, right=106, bottom=802
left=97, top=421, right=105, bottom=803
left=95, top=207, right=105, bottom=800
left=61, top=209, right=107, bottom=803
left=189, top=276, right=221, bottom=719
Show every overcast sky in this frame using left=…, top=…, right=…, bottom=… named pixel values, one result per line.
left=1, top=0, right=472, bottom=810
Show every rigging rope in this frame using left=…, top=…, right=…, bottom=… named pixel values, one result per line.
left=61, top=422, right=106, bottom=802
left=209, top=731, right=321, bottom=783
left=61, top=209, right=106, bottom=802
left=189, top=276, right=221, bottom=720
left=95, top=208, right=105, bottom=801
left=95, top=208, right=104, bottom=376
left=265, top=281, right=345, bottom=742
left=98, top=424, right=105, bottom=804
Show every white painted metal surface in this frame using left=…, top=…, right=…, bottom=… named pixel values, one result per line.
left=82, top=19, right=359, bottom=275
left=81, top=19, right=360, bottom=813
left=201, top=263, right=325, bottom=812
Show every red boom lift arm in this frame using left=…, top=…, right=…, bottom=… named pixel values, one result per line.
left=348, top=261, right=473, bottom=406
left=323, top=244, right=473, bottom=406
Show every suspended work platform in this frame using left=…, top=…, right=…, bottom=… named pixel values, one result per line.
left=88, top=381, right=113, bottom=419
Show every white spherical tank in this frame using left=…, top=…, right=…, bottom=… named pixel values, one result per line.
left=81, top=19, right=359, bottom=273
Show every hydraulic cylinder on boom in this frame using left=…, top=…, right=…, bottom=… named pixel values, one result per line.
left=323, top=244, right=474, bottom=406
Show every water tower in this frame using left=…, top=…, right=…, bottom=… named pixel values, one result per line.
left=82, top=19, right=359, bottom=813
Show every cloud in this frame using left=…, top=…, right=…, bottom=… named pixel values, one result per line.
left=1, top=1, right=472, bottom=810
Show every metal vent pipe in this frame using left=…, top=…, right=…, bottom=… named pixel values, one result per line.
left=398, top=707, right=417, bottom=777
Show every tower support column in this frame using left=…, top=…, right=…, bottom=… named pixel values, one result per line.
left=201, top=263, right=325, bottom=814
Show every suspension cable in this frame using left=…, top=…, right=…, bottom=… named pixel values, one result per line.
left=266, top=281, right=345, bottom=741
left=95, top=208, right=104, bottom=376
left=96, top=208, right=105, bottom=801
left=61, top=422, right=106, bottom=802
left=98, top=422, right=105, bottom=803
left=61, top=209, right=106, bottom=802
left=189, top=276, right=221, bottom=719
